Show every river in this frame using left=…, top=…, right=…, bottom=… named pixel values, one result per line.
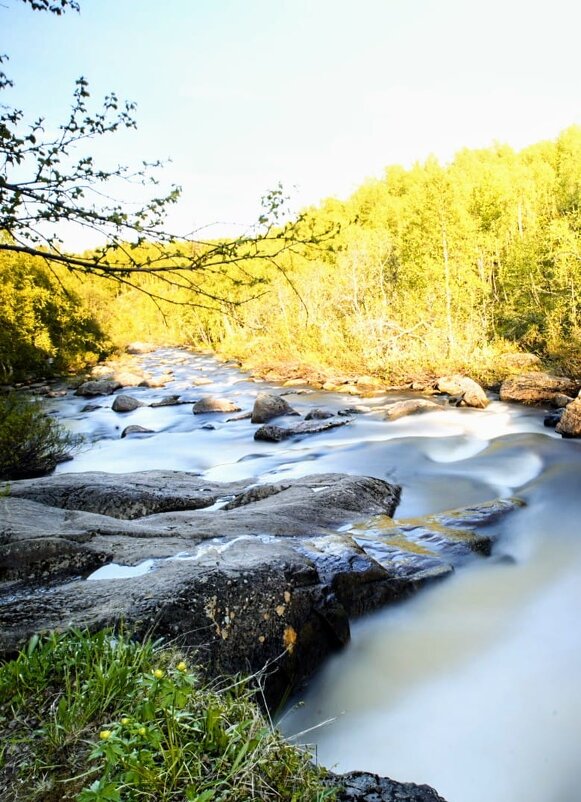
left=49, top=348, right=581, bottom=802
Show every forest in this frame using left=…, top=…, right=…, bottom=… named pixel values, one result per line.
left=2, top=125, right=581, bottom=385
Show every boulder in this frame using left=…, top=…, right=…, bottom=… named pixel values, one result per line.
left=190, top=377, right=213, bottom=386
left=384, top=399, right=444, bottom=420
left=75, top=380, right=122, bottom=397
left=305, top=407, right=334, bottom=420
left=126, top=342, right=156, bottom=354
left=499, top=352, right=542, bottom=371
left=121, top=425, right=154, bottom=438
left=0, top=471, right=522, bottom=711
left=434, top=374, right=489, bottom=408
left=4, top=470, right=239, bottom=519
left=193, top=397, right=242, bottom=414
left=499, top=373, right=581, bottom=406
left=251, top=392, right=298, bottom=423
left=112, top=394, right=144, bottom=412
left=150, top=395, right=183, bottom=407
left=556, top=396, right=581, bottom=438
left=139, top=375, right=171, bottom=388
left=254, top=417, right=352, bottom=441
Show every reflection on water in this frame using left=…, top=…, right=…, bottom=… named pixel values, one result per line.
left=50, top=349, right=581, bottom=802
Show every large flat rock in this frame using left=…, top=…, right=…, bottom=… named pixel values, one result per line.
left=0, top=471, right=524, bottom=710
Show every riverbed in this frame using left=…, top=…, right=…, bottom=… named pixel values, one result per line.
left=50, top=348, right=581, bottom=802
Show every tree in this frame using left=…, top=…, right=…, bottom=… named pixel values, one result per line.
left=0, top=1, right=328, bottom=311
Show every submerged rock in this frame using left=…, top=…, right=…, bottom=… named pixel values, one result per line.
left=384, top=399, right=443, bottom=420
left=150, top=395, right=183, bottom=407
left=254, top=416, right=351, bottom=441
left=193, top=397, right=242, bottom=414
left=121, top=425, right=154, bottom=438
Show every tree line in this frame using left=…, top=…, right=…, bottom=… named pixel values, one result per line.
left=2, top=127, right=581, bottom=383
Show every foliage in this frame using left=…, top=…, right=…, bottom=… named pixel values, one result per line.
left=0, top=2, right=333, bottom=309
left=0, top=249, right=112, bottom=381
left=207, top=128, right=581, bottom=382
left=0, top=393, right=80, bottom=479
left=0, top=629, right=335, bottom=802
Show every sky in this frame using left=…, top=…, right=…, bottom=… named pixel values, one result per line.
left=3, top=0, right=581, bottom=247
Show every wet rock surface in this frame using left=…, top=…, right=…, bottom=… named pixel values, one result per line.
left=556, top=395, right=581, bottom=437
left=251, top=392, right=298, bottom=423
left=0, top=470, right=522, bottom=713
left=384, top=399, right=444, bottom=420
left=434, top=374, right=489, bottom=408
left=328, top=771, right=448, bottom=801
left=254, top=416, right=352, bottom=441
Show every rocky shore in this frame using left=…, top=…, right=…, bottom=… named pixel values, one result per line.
left=2, top=345, right=580, bottom=801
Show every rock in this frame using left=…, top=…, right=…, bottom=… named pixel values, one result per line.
left=139, top=375, right=171, bottom=388
left=336, top=384, right=360, bottom=395
left=150, top=395, right=183, bottom=407
left=499, top=373, right=581, bottom=406
left=226, top=411, right=253, bottom=422
left=251, top=392, right=299, bottom=423
left=5, top=470, right=234, bottom=519
left=0, top=474, right=522, bottom=713
left=435, top=374, right=489, bottom=408
left=544, top=409, right=564, bottom=428
left=328, top=771, right=448, bottom=802
left=126, top=342, right=156, bottom=354
left=384, top=399, right=444, bottom=420
left=112, top=394, right=144, bottom=413
left=75, top=380, right=122, bottom=397
left=304, top=407, right=334, bottom=420
left=254, top=417, right=352, bottom=441
left=193, top=397, right=242, bottom=414
left=121, top=425, right=154, bottom=438
left=81, top=403, right=101, bottom=413
left=556, top=396, right=581, bottom=437
left=356, top=375, right=383, bottom=387
left=190, top=377, right=213, bottom=386
left=201, top=423, right=216, bottom=430
left=499, top=352, right=542, bottom=371
left=115, top=370, right=147, bottom=387
left=282, top=378, right=307, bottom=387
left=551, top=393, right=574, bottom=408
left=339, top=405, right=371, bottom=415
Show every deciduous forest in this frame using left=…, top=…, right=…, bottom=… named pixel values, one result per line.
left=2, top=126, right=581, bottom=384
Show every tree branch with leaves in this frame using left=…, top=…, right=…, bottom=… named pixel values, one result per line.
left=0, top=0, right=334, bottom=311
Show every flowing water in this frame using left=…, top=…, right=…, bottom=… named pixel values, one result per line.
left=49, top=349, right=581, bottom=802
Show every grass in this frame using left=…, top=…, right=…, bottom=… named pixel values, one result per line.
left=0, top=629, right=335, bottom=802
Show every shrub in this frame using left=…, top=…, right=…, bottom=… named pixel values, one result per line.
left=0, top=394, right=79, bottom=480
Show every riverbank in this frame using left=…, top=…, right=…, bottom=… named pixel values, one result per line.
left=1, top=347, right=580, bottom=801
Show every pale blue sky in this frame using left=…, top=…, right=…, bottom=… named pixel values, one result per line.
left=4, top=0, right=581, bottom=245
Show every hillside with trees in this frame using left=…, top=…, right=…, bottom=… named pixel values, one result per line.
left=2, top=127, right=581, bottom=384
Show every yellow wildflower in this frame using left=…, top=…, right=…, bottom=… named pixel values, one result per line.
left=138, top=727, right=146, bottom=736
left=99, top=730, right=112, bottom=740
left=120, top=717, right=130, bottom=726
left=153, top=669, right=164, bottom=679
left=176, top=661, right=187, bottom=672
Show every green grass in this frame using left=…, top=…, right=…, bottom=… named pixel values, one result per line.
left=0, top=629, right=336, bottom=802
